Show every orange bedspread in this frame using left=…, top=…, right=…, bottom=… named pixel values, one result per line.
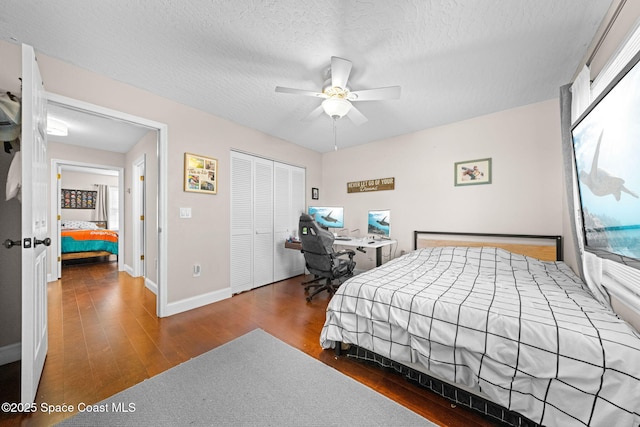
left=61, top=229, right=119, bottom=254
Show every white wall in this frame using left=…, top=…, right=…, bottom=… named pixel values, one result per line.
left=0, top=39, right=323, bottom=309
left=321, top=99, right=563, bottom=270
left=60, top=170, right=118, bottom=222
left=49, top=141, right=126, bottom=169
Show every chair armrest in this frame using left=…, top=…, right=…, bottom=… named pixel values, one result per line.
left=333, top=249, right=356, bottom=259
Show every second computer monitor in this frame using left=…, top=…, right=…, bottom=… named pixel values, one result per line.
left=368, top=210, right=390, bottom=237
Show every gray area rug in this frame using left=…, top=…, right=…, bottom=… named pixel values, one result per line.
left=58, top=329, right=436, bottom=426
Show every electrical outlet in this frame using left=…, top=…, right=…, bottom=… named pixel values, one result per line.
left=193, top=263, right=201, bottom=277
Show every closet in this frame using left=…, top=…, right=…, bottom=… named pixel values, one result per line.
left=0, top=87, right=22, bottom=364
left=230, top=151, right=305, bottom=294
left=0, top=145, right=21, bottom=364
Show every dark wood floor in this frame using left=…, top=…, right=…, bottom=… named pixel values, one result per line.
left=0, top=262, right=498, bottom=427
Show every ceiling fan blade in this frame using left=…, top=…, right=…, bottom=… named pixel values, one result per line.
left=275, top=86, right=326, bottom=98
left=302, top=105, right=324, bottom=122
left=346, top=105, right=368, bottom=126
left=349, top=86, right=401, bottom=101
left=331, top=57, right=352, bottom=89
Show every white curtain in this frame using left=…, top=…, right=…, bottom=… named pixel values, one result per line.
left=565, top=66, right=612, bottom=306
left=93, top=184, right=108, bottom=224
left=571, top=65, right=591, bottom=122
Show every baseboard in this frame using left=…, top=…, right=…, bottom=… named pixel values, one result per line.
left=0, top=342, right=21, bottom=366
left=164, top=287, right=232, bottom=317
left=124, top=264, right=134, bottom=276
left=145, top=277, right=158, bottom=295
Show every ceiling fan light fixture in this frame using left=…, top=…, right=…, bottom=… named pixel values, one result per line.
left=321, top=98, right=351, bottom=119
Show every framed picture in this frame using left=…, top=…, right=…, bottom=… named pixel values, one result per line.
left=312, top=187, right=319, bottom=200
left=61, top=189, right=97, bottom=209
left=184, top=152, right=218, bottom=194
left=454, top=158, right=492, bottom=186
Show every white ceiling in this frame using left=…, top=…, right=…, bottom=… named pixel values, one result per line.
left=1, top=1, right=613, bottom=153
left=47, top=103, right=150, bottom=152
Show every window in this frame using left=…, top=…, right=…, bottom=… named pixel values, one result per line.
left=108, top=185, right=119, bottom=230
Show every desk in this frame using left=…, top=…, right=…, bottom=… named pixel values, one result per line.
left=284, top=238, right=396, bottom=267
left=284, top=241, right=302, bottom=251
left=333, top=238, right=396, bottom=267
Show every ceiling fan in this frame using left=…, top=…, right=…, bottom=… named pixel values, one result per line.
left=275, top=56, right=401, bottom=126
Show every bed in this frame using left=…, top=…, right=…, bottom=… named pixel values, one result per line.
left=320, top=231, right=640, bottom=427
left=61, top=220, right=118, bottom=261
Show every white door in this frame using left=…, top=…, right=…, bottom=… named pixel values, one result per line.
left=55, top=165, right=62, bottom=278
left=290, top=165, right=306, bottom=273
left=230, top=152, right=274, bottom=292
left=133, top=156, right=146, bottom=277
left=21, top=44, right=49, bottom=403
left=273, top=162, right=305, bottom=282
left=230, top=152, right=254, bottom=293
left=252, top=157, right=274, bottom=288
left=273, top=163, right=292, bottom=282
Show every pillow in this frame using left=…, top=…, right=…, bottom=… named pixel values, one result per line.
left=61, top=220, right=99, bottom=230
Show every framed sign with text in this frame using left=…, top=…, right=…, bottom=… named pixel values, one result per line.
left=347, top=177, right=395, bottom=193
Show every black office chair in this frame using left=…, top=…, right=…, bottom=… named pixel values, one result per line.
left=298, top=213, right=356, bottom=302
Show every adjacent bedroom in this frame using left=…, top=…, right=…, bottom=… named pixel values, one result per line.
left=58, top=166, right=119, bottom=268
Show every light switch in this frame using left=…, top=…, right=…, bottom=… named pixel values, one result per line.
left=180, top=207, right=192, bottom=218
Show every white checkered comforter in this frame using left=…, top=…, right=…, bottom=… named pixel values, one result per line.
left=320, top=247, right=640, bottom=427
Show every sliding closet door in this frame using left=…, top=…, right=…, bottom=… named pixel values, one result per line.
left=230, top=152, right=254, bottom=294
left=290, top=165, right=305, bottom=276
left=231, top=152, right=304, bottom=293
left=252, top=157, right=274, bottom=288
left=273, top=162, right=305, bottom=282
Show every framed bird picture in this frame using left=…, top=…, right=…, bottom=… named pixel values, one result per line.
left=454, top=158, right=491, bottom=186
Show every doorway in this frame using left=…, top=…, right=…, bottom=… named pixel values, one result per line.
left=46, top=92, right=168, bottom=316
left=51, top=160, right=124, bottom=277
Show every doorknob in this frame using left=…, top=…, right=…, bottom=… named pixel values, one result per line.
left=3, top=239, right=21, bottom=249
left=34, top=237, right=51, bottom=247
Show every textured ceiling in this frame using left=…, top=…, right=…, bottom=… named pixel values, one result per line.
left=1, top=1, right=612, bottom=153
left=47, top=104, right=150, bottom=152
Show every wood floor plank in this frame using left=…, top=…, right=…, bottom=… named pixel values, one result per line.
left=0, top=262, right=499, bottom=427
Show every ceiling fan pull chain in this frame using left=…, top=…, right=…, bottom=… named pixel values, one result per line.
left=333, top=117, right=338, bottom=151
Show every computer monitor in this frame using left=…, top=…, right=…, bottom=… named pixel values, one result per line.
left=308, top=206, right=344, bottom=229
left=368, top=210, right=390, bottom=237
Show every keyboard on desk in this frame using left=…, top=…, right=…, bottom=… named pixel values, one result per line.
left=334, top=236, right=352, bottom=241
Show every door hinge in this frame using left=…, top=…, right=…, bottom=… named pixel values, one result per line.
left=57, top=256, right=61, bottom=262
left=140, top=175, right=144, bottom=181
left=140, top=255, right=145, bottom=260
left=57, top=173, right=61, bottom=180
left=140, top=215, right=144, bottom=221
left=57, top=214, right=61, bottom=220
